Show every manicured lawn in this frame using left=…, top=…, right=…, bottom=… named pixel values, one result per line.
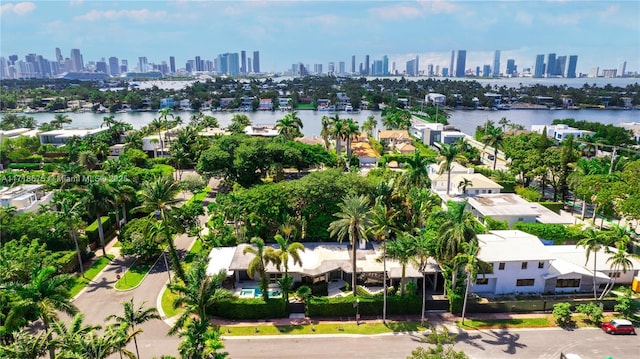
left=457, top=317, right=552, bottom=329
left=69, top=254, right=115, bottom=296
left=220, top=321, right=429, bottom=336
left=185, top=187, right=211, bottom=205
left=160, top=239, right=202, bottom=318
left=114, top=260, right=153, bottom=290
left=295, top=104, right=315, bottom=110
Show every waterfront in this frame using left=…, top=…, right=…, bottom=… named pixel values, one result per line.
left=23, top=108, right=640, bottom=137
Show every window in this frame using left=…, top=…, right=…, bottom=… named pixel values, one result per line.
left=516, top=279, right=535, bottom=286
left=476, top=278, right=489, bottom=285
left=521, top=262, right=528, bottom=270
left=538, top=261, right=544, bottom=269
left=608, top=272, right=621, bottom=278
left=517, top=217, right=524, bottom=222
left=556, top=279, right=580, bottom=288
left=498, top=262, right=505, bottom=270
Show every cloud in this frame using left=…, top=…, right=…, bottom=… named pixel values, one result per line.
left=369, top=4, right=422, bottom=20
left=69, top=0, right=83, bottom=6
left=418, top=0, right=459, bottom=14
left=514, top=11, right=533, bottom=25
left=74, top=9, right=168, bottom=22
left=0, top=2, right=36, bottom=15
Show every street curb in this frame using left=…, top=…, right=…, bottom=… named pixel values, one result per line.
left=71, top=253, right=117, bottom=301
left=113, top=254, right=163, bottom=292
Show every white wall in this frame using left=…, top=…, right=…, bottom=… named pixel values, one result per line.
left=472, top=260, right=548, bottom=295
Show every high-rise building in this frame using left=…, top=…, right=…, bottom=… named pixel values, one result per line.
left=588, top=67, right=599, bottom=78
left=169, top=56, right=175, bottom=73
left=618, top=61, right=627, bottom=77
left=55, top=48, right=63, bottom=63
left=555, top=56, right=566, bottom=77
left=427, top=64, right=434, bottom=76
left=455, top=50, right=466, bottom=77
left=120, top=60, right=128, bottom=73
left=442, top=68, right=449, bottom=77
left=493, top=50, right=500, bottom=77
left=96, top=61, right=108, bottom=74
left=567, top=55, right=578, bottom=78
left=241, top=50, right=246, bottom=74
left=247, top=58, right=252, bottom=73
left=382, top=55, right=389, bottom=76
left=253, top=51, right=260, bottom=73
left=338, top=61, right=345, bottom=75
left=138, top=57, right=148, bottom=72
left=364, top=55, right=370, bottom=76
left=70, top=49, right=84, bottom=71
left=108, top=57, right=119, bottom=75
left=406, top=58, right=418, bottom=76
left=482, top=65, right=491, bottom=77
left=534, top=54, right=545, bottom=78
left=186, top=60, right=194, bottom=73
left=351, top=55, right=356, bottom=74
left=449, top=50, right=455, bottom=77
left=546, top=53, right=556, bottom=77
left=328, top=62, right=335, bottom=75
left=371, top=60, right=383, bottom=76
left=195, top=56, right=202, bottom=72
left=506, top=59, right=516, bottom=76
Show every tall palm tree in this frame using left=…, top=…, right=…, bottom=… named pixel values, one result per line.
left=398, top=150, right=432, bottom=193
left=112, top=183, right=136, bottom=229
left=437, top=143, right=464, bottom=195
left=599, top=246, right=633, bottom=300
left=51, top=113, right=72, bottom=129
left=177, top=317, right=228, bottom=359
left=5, top=266, right=78, bottom=359
left=411, top=232, right=435, bottom=326
left=273, top=234, right=305, bottom=301
left=458, top=177, right=473, bottom=195
left=576, top=228, right=609, bottom=299
left=343, top=118, right=360, bottom=165
left=135, top=176, right=185, bottom=282
left=54, top=197, right=86, bottom=277
left=453, top=241, right=483, bottom=324
left=51, top=313, right=101, bottom=357
left=0, top=329, right=50, bottom=359
left=86, top=178, right=114, bottom=257
left=72, top=323, right=136, bottom=359
left=328, top=194, right=373, bottom=297
left=78, top=150, right=99, bottom=171
left=320, top=115, right=332, bottom=150
left=106, top=299, right=160, bottom=359
left=384, top=232, right=416, bottom=296
left=362, top=115, right=378, bottom=137
left=331, top=115, right=345, bottom=156
left=243, top=237, right=281, bottom=302
left=276, top=111, right=303, bottom=141
left=481, top=125, right=505, bottom=170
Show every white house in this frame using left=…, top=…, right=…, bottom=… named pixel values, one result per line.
left=531, top=124, right=595, bottom=141
left=0, top=184, right=52, bottom=213
left=619, top=122, right=640, bottom=144
left=39, top=128, right=108, bottom=146
left=466, top=193, right=574, bottom=227
left=425, top=93, right=446, bottom=106
left=0, top=128, right=39, bottom=144
left=431, top=171, right=503, bottom=196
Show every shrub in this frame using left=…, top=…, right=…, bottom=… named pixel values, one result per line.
left=540, top=202, right=563, bottom=214
left=210, top=298, right=287, bottom=319
left=485, top=217, right=509, bottom=230
left=7, top=163, right=41, bottom=170
left=53, top=250, right=79, bottom=274
left=85, top=216, right=113, bottom=244
left=552, top=302, right=573, bottom=327
left=296, top=285, right=312, bottom=301
left=405, top=282, right=418, bottom=296
left=614, top=289, right=640, bottom=319
left=576, top=302, right=603, bottom=325
left=515, top=186, right=541, bottom=202
left=306, top=295, right=422, bottom=317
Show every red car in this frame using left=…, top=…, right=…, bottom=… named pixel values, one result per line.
left=601, top=319, right=636, bottom=335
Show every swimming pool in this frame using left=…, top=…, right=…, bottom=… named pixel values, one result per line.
left=239, top=286, right=282, bottom=298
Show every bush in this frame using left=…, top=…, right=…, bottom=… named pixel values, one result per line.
left=614, top=289, right=640, bottom=319
left=576, top=302, right=603, bottom=325
left=485, top=217, right=509, bottom=230
left=7, top=163, right=41, bottom=170
left=405, top=282, right=418, bottom=296
left=447, top=288, right=464, bottom=315
left=552, top=302, right=573, bottom=327
left=85, top=216, right=113, bottom=244
left=515, top=186, right=541, bottom=202
left=53, top=250, right=79, bottom=274
left=306, top=295, right=423, bottom=317
left=119, top=217, right=162, bottom=261
left=310, top=282, right=328, bottom=297
left=210, top=298, right=287, bottom=319
left=540, top=202, right=563, bottom=214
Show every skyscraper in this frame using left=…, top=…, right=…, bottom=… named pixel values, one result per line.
left=247, top=58, right=252, bottom=73
left=121, top=60, right=128, bottom=73
left=566, top=55, right=578, bottom=78
left=96, top=61, right=108, bottom=74
left=253, top=51, right=260, bottom=73
left=169, top=56, right=176, bottom=74
left=382, top=55, right=389, bottom=76
left=534, top=54, right=545, bottom=78
left=505, top=59, right=515, bottom=76
left=450, top=50, right=455, bottom=77
left=406, top=58, right=417, bottom=76
left=138, top=57, right=148, bottom=72
left=364, top=55, right=370, bottom=75
left=241, top=50, right=246, bottom=74
left=455, top=50, right=466, bottom=78
left=555, top=56, right=566, bottom=77
left=351, top=55, right=356, bottom=74
left=618, top=61, right=627, bottom=77
left=338, top=61, right=345, bottom=75
left=55, top=48, right=63, bottom=63
left=546, top=53, right=556, bottom=77
left=492, top=50, right=500, bottom=77
left=195, top=56, right=202, bottom=72
left=70, top=49, right=83, bottom=71
left=108, top=57, right=119, bottom=75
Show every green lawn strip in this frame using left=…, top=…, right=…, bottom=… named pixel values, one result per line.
left=114, top=260, right=153, bottom=290
left=183, top=239, right=203, bottom=269
left=184, top=186, right=211, bottom=205
left=457, top=317, right=552, bottom=330
left=69, top=254, right=115, bottom=296
left=221, top=321, right=428, bottom=336
left=295, top=104, right=315, bottom=109
left=112, top=241, right=122, bottom=247
left=160, top=239, right=203, bottom=318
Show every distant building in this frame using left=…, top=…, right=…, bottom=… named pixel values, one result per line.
left=531, top=124, right=595, bottom=141
left=455, top=50, right=466, bottom=77
left=39, top=128, right=108, bottom=146
left=566, top=55, right=578, bottom=78
left=253, top=51, right=260, bottom=73
left=108, top=57, right=119, bottom=75
left=0, top=185, right=52, bottom=213
left=534, top=54, right=545, bottom=78
left=492, top=50, right=500, bottom=77
left=505, top=59, right=516, bottom=76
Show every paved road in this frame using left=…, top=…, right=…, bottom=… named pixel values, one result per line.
left=223, top=327, right=639, bottom=359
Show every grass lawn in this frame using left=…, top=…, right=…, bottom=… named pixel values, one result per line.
left=457, top=317, right=552, bottom=330
left=114, top=260, right=153, bottom=290
left=160, top=239, right=202, bottom=318
left=221, top=321, right=429, bottom=336
left=295, top=104, right=315, bottom=110
left=185, top=187, right=211, bottom=205
left=69, top=254, right=115, bottom=296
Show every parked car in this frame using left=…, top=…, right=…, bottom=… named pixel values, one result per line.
left=600, top=319, right=636, bottom=335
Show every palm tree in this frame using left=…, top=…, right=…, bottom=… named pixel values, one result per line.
left=437, top=143, right=464, bottom=195
left=5, top=266, right=78, bottom=359
left=72, top=323, right=136, bottom=359
left=243, top=237, right=281, bottom=302
left=177, top=317, right=228, bottom=359
left=343, top=118, right=360, bottom=166
left=51, top=113, right=72, bottom=129
left=0, top=329, right=50, bottom=359
left=599, top=246, right=633, bottom=300
left=86, top=178, right=114, bottom=257
left=328, top=194, right=373, bottom=297
left=331, top=115, right=345, bottom=156
left=458, top=177, right=473, bottom=195
left=51, top=313, right=101, bottom=357
left=135, top=176, right=185, bottom=282
left=576, top=228, right=609, bottom=299
left=273, top=234, right=305, bottom=301
left=78, top=150, right=99, bottom=171
left=112, top=183, right=136, bottom=229
left=54, top=197, right=86, bottom=277
left=106, top=298, right=160, bottom=359
left=481, top=126, right=505, bottom=170
left=276, top=111, right=303, bottom=141
left=362, top=115, right=378, bottom=137
left=453, top=241, right=483, bottom=325
left=398, top=150, right=432, bottom=193
left=384, top=232, right=416, bottom=296
left=320, top=115, right=332, bottom=150
left=411, top=232, right=435, bottom=326
left=168, top=256, right=233, bottom=335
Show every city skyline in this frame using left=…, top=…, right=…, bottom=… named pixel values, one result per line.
left=0, top=0, right=638, bottom=75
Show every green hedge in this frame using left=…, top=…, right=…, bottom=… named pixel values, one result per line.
left=52, top=250, right=79, bottom=274
left=540, top=202, right=563, bottom=214
left=497, top=180, right=517, bottom=193
left=210, top=298, right=288, bottom=319
left=85, top=216, right=113, bottom=244
left=8, top=163, right=41, bottom=170
left=306, top=295, right=423, bottom=317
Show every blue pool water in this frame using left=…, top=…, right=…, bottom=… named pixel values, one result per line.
left=240, top=286, right=282, bottom=298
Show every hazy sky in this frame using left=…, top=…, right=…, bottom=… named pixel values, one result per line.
left=1, top=0, right=639, bottom=75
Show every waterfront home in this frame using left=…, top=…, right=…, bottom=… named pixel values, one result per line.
left=0, top=184, right=52, bottom=213
left=378, top=130, right=412, bottom=149
left=425, top=93, right=446, bottom=106
left=108, top=144, right=125, bottom=159
left=39, top=128, right=108, bottom=146
left=0, top=128, right=38, bottom=144
left=244, top=124, right=279, bottom=137
left=159, top=98, right=175, bottom=109
left=141, top=126, right=181, bottom=158
left=259, top=98, right=273, bottom=111
left=350, top=141, right=380, bottom=166
left=531, top=124, right=595, bottom=141
left=619, top=122, right=640, bottom=144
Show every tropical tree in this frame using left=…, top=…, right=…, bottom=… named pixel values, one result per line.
left=320, top=115, right=332, bottom=150
left=343, top=118, right=360, bottom=166
left=328, top=194, right=373, bottom=296
left=453, top=241, right=483, bottom=325
left=5, top=266, right=78, bottom=359
left=51, top=113, right=72, bottom=129
left=458, top=177, right=472, bottom=194
left=576, top=228, right=609, bottom=299
left=438, top=143, right=464, bottom=195
left=362, top=115, right=378, bottom=137
left=105, top=299, right=160, bottom=359
left=243, top=237, right=281, bottom=301
left=78, top=150, right=99, bottom=171
left=135, top=175, right=185, bottom=282
left=481, top=125, right=505, bottom=170
left=384, top=232, right=417, bottom=296
left=227, top=113, right=252, bottom=134
left=51, top=313, right=101, bottom=357
left=0, top=329, right=50, bottom=359
left=398, top=149, right=432, bottom=193
left=85, top=178, right=114, bottom=257
left=600, top=246, right=633, bottom=300
left=112, top=183, right=136, bottom=229
left=276, top=111, right=303, bottom=141
left=177, top=317, right=228, bottom=359
left=331, top=115, right=345, bottom=156
left=54, top=196, right=86, bottom=277
left=273, top=234, right=305, bottom=301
